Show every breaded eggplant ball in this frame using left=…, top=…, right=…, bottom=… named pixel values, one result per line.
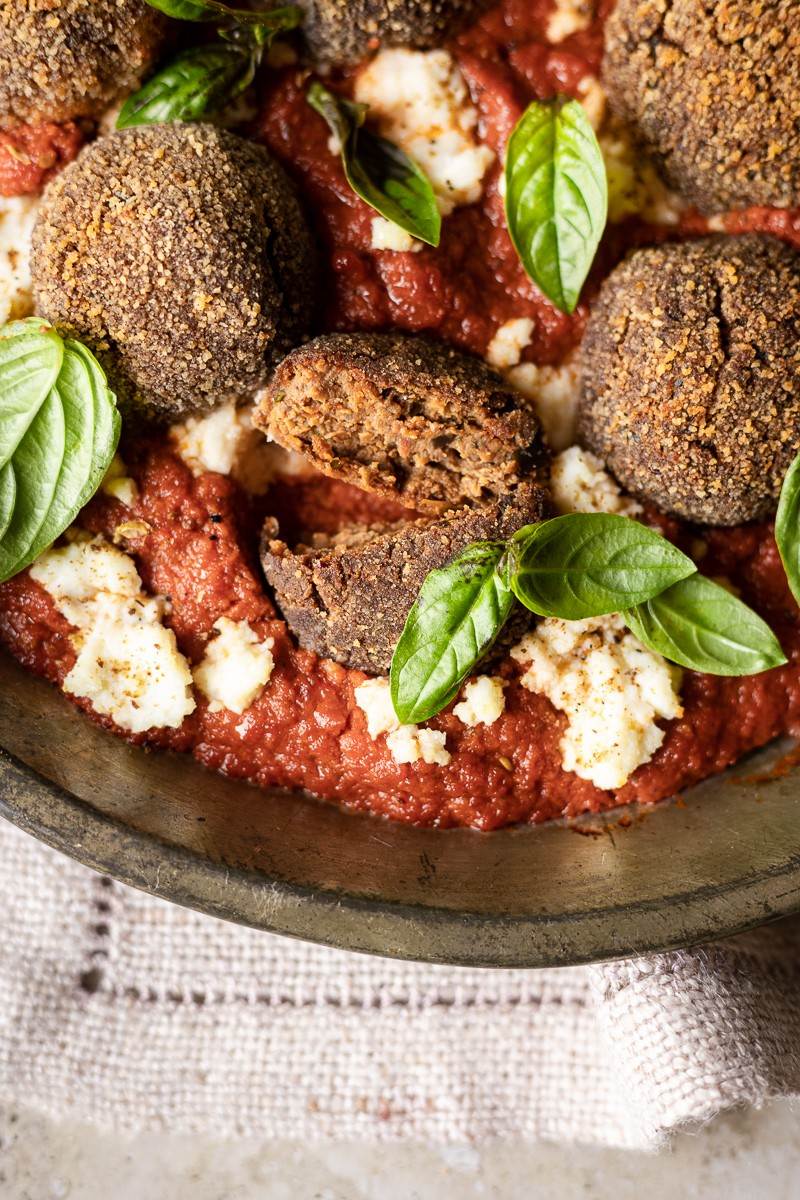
left=259, top=332, right=547, bottom=514
left=578, top=236, right=800, bottom=526
left=262, top=481, right=549, bottom=673
left=31, top=124, right=316, bottom=417
left=0, top=0, right=168, bottom=128
left=603, top=0, right=800, bottom=212
left=297, top=0, right=489, bottom=66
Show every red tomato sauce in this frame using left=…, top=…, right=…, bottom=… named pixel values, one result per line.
left=0, top=122, right=83, bottom=196
left=1, top=0, right=799, bottom=829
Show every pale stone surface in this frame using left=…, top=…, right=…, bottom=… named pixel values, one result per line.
left=0, top=1102, right=798, bottom=1197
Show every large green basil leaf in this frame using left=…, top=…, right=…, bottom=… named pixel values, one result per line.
left=0, top=319, right=63, bottom=469
left=505, top=97, right=607, bottom=314
left=117, top=44, right=255, bottom=127
left=509, top=513, right=695, bottom=620
left=0, top=327, right=120, bottom=583
left=390, top=542, right=514, bottom=724
left=308, top=82, right=441, bottom=248
left=775, top=450, right=800, bottom=608
left=624, top=574, right=787, bottom=676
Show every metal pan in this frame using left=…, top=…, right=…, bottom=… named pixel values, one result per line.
left=1, top=649, right=799, bottom=967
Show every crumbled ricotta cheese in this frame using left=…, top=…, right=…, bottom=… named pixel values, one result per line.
left=170, top=400, right=304, bottom=494
left=386, top=725, right=451, bottom=766
left=370, top=216, right=421, bottom=253
left=600, top=121, right=684, bottom=226
left=353, top=48, right=495, bottom=216
left=547, top=0, right=592, bottom=42
left=486, top=318, right=534, bottom=369
left=512, top=615, right=683, bottom=790
left=354, top=676, right=451, bottom=766
left=30, top=536, right=195, bottom=733
left=353, top=676, right=398, bottom=738
left=506, top=356, right=581, bottom=451
left=0, top=195, right=38, bottom=325
left=577, top=75, right=607, bottom=132
left=101, top=454, right=138, bottom=508
left=193, top=617, right=274, bottom=714
left=551, top=446, right=642, bottom=517
left=453, top=676, right=506, bottom=727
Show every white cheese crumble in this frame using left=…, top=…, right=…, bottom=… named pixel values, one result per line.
left=193, top=617, right=274, bottom=714
left=453, top=676, right=506, bottom=728
left=506, top=356, right=581, bottom=451
left=353, top=48, right=495, bottom=216
left=370, top=216, right=422, bottom=253
left=547, top=0, right=592, bottom=42
left=386, top=725, right=451, bottom=766
left=577, top=75, right=607, bottom=132
left=354, top=677, right=451, bottom=766
left=0, top=194, right=38, bottom=326
left=600, top=121, right=684, bottom=226
left=512, top=615, right=683, bottom=790
left=486, top=317, right=534, bottom=369
left=170, top=400, right=304, bottom=494
left=101, top=454, right=138, bottom=508
left=551, top=446, right=642, bottom=517
left=30, top=536, right=195, bottom=733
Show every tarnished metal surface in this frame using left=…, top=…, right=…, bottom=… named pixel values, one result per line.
left=1, top=650, right=799, bottom=966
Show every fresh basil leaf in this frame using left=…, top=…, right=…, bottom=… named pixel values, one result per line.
left=505, top=97, right=607, bottom=314
left=0, top=327, right=120, bottom=583
left=308, top=82, right=441, bottom=248
left=0, top=319, right=63, bottom=469
left=144, top=0, right=216, bottom=19
left=145, top=0, right=301, bottom=28
left=117, top=44, right=254, bottom=128
left=775, top=450, right=800, bottom=608
left=390, top=542, right=514, bottom=724
left=509, top=513, right=695, bottom=620
left=624, top=574, right=787, bottom=676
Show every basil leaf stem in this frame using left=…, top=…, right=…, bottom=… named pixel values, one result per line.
left=505, top=97, right=607, bottom=314
left=390, top=542, right=514, bottom=724
left=307, top=82, right=441, bottom=248
left=624, top=575, right=787, bottom=676
left=117, top=44, right=255, bottom=127
left=775, top=450, right=800, bottom=607
left=509, top=513, right=695, bottom=620
left=0, top=322, right=120, bottom=583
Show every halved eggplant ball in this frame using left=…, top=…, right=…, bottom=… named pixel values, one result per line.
left=603, top=0, right=800, bottom=212
left=261, top=481, right=549, bottom=674
left=578, top=235, right=800, bottom=526
left=297, top=0, right=490, bottom=67
left=258, top=332, right=547, bottom=515
left=31, top=123, right=316, bottom=418
left=0, top=0, right=168, bottom=127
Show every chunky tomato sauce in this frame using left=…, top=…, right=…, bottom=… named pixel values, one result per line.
left=0, top=122, right=83, bottom=196
left=1, top=0, right=800, bottom=829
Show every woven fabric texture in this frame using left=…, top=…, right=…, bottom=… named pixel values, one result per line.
left=1, top=818, right=799, bottom=1149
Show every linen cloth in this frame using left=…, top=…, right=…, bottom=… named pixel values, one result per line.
left=1, top=818, right=799, bottom=1150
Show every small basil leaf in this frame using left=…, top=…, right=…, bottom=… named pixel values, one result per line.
left=144, top=0, right=216, bottom=19
left=145, top=0, right=301, bottom=27
left=0, top=328, right=120, bottom=583
left=505, top=97, right=607, bottom=314
left=117, top=44, right=254, bottom=128
left=510, top=513, right=695, bottom=620
left=390, top=542, right=514, bottom=724
left=775, top=450, right=800, bottom=607
left=307, top=82, right=441, bottom=248
left=624, top=575, right=787, bottom=676
left=0, top=319, right=63, bottom=470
